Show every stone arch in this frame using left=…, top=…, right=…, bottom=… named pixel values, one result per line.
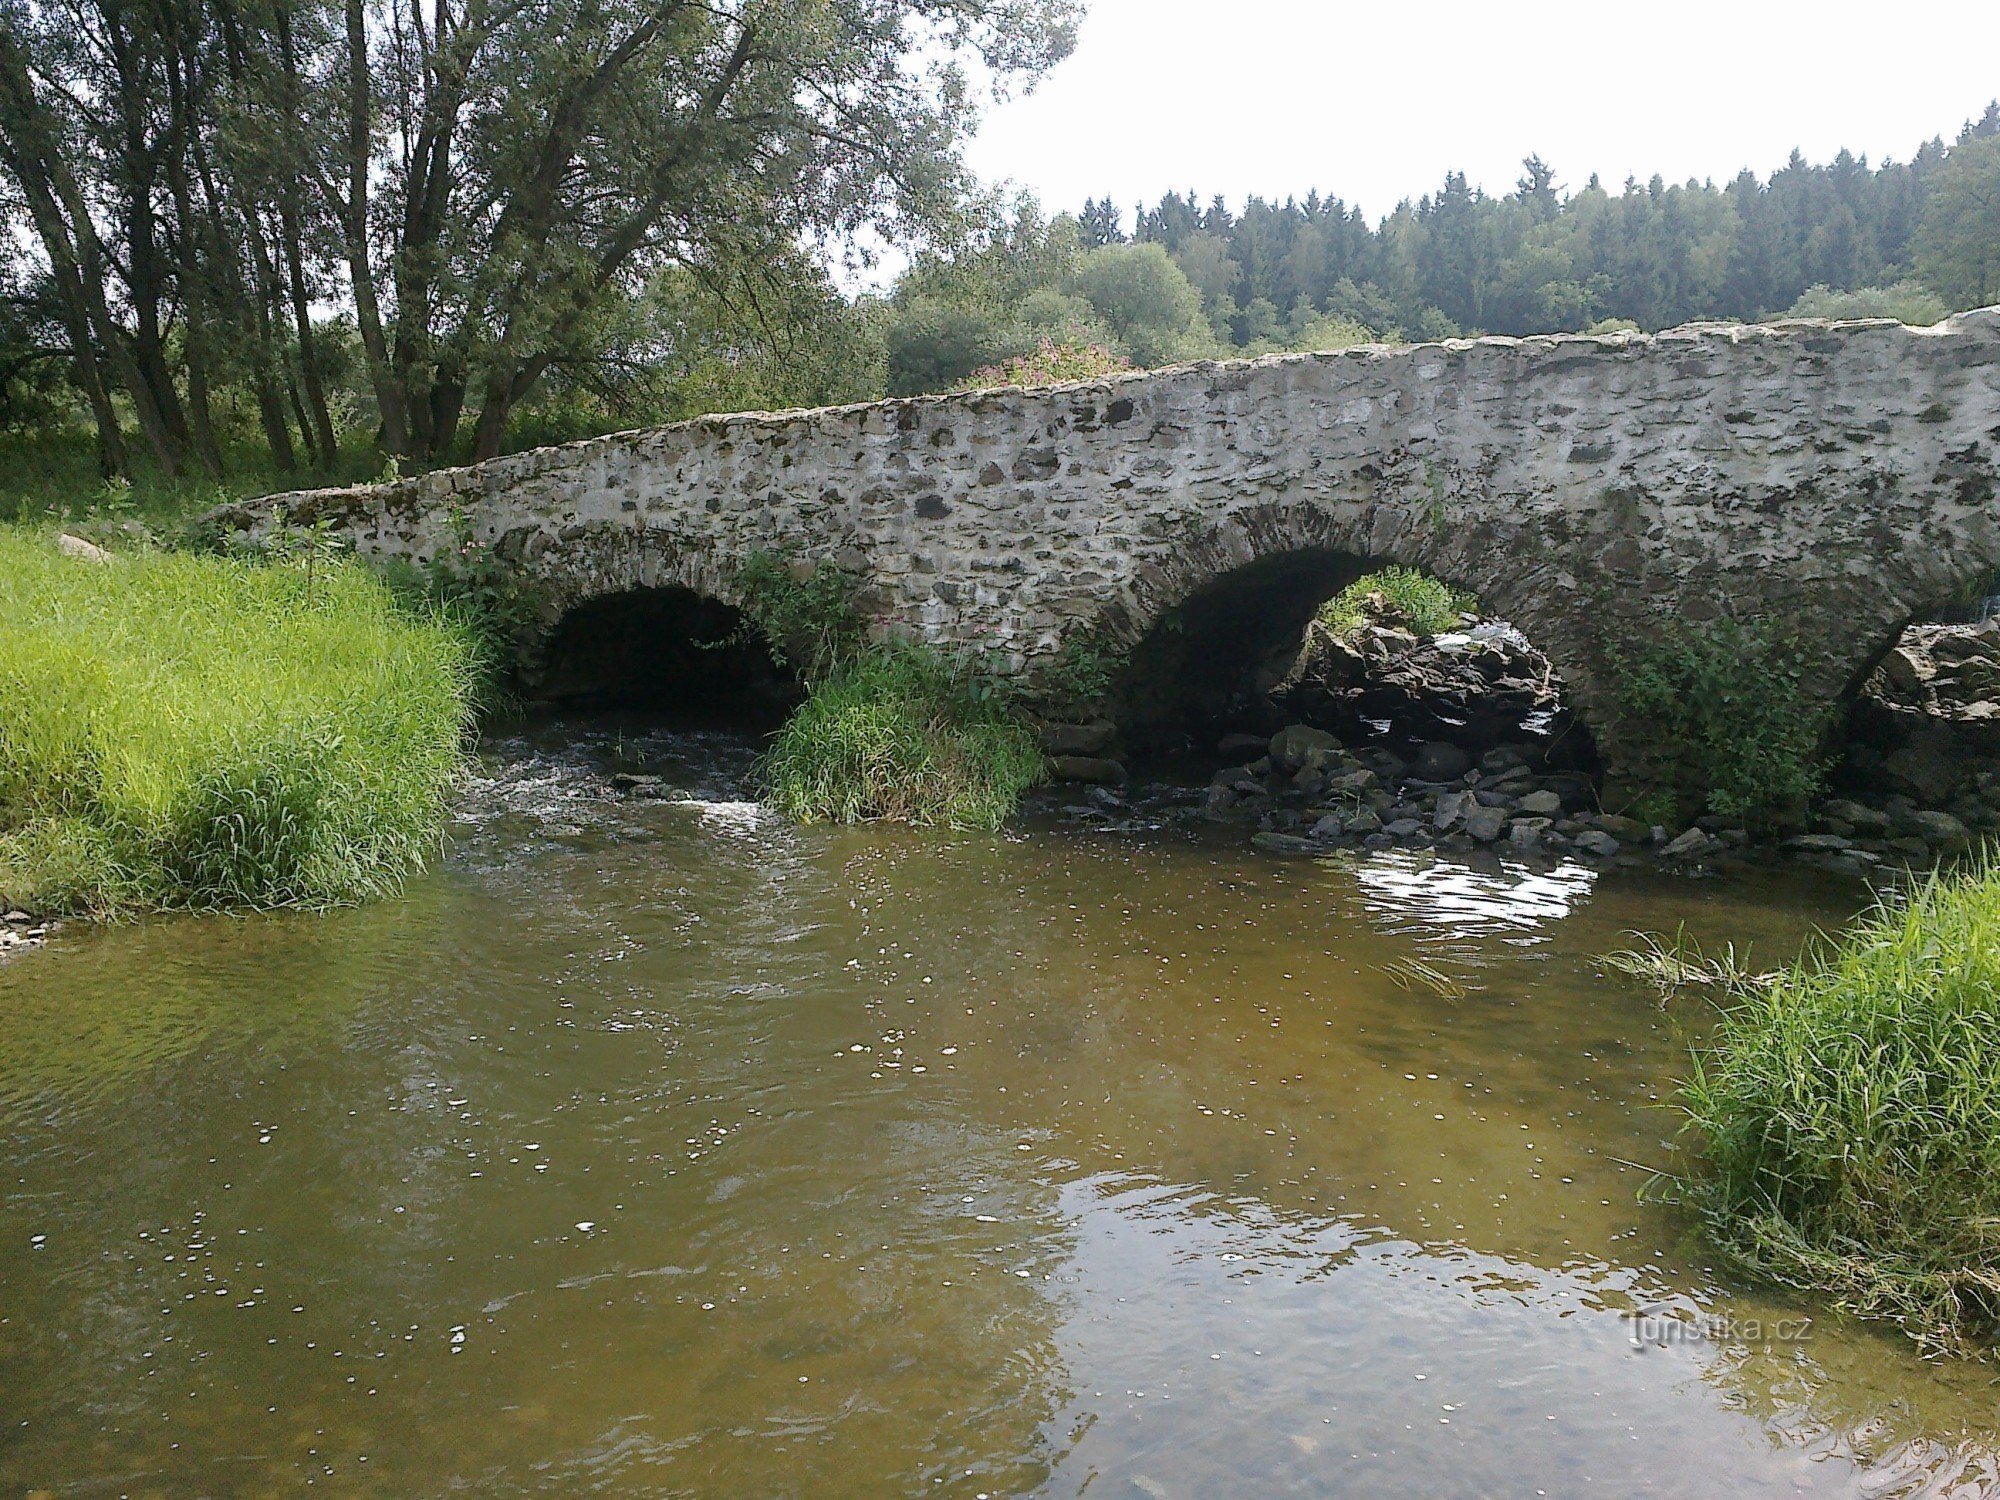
left=1821, top=548, right=2000, bottom=818
left=509, top=522, right=794, bottom=722
left=1079, top=501, right=1613, bottom=770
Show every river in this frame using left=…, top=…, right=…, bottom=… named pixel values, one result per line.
left=3, top=724, right=1997, bottom=1497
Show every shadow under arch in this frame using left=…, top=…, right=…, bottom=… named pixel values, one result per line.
left=1112, top=546, right=1372, bottom=745
left=527, top=585, right=798, bottom=727
left=1097, top=521, right=1600, bottom=780
left=1824, top=563, right=2000, bottom=817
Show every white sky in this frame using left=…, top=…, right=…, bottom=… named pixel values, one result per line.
left=963, top=0, right=2000, bottom=228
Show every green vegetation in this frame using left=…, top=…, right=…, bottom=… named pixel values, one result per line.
left=761, top=643, right=1043, bottom=832
left=369, top=510, right=547, bottom=692
left=1600, top=926, right=1776, bottom=1002
left=729, top=551, right=1044, bottom=831
left=1320, top=568, right=1475, bottom=640
left=1043, top=635, right=1123, bottom=712
left=0, top=532, right=477, bottom=916
left=1783, top=282, right=1951, bottom=325
left=1676, top=860, right=2000, bottom=1354
left=1064, top=106, right=1999, bottom=352
left=732, top=552, right=869, bottom=680
left=1611, top=618, right=1826, bottom=830
left=1914, top=135, right=2000, bottom=311
left=958, top=337, right=1132, bottom=390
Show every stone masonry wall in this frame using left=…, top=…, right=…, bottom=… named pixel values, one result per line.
left=215, top=309, right=2000, bottom=803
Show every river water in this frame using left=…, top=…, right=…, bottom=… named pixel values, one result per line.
left=4, top=725, right=1998, bottom=1497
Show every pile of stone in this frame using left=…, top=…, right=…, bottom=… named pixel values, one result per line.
left=0, top=909, right=53, bottom=958
left=1205, top=724, right=1649, bottom=861
left=1839, top=621, right=2000, bottom=829
left=1271, top=609, right=1566, bottom=753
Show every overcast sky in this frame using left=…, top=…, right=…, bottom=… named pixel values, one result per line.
left=962, top=0, right=2000, bottom=228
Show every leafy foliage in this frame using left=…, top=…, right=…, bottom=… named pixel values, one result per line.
left=1041, top=634, right=1122, bottom=712
left=0, top=530, right=477, bottom=916
left=761, top=642, right=1044, bottom=831
left=1319, top=568, right=1475, bottom=640
left=1611, top=618, right=1827, bottom=829
left=732, top=552, right=867, bottom=683
left=368, top=511, right=546, bottom=699
left=958, top=337, right=1131, bottom=389
left=1783, top=282, right=1950, bottom=325
left=1678, top=859, right=2000, bottom=1354
left=1914, top=135, right=2000, bottom=311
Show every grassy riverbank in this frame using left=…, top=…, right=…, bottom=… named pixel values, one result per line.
left=1678, top=859, right=2000, bottom=1353
left=0, top=530, right=479, bottom=916
left=762, top=644, right=1044, bottom=831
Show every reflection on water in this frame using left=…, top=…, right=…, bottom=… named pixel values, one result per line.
left=0, top=726, right=1991, bottom=1497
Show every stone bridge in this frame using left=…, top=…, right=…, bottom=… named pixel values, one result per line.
left=223, top=309, right=2000, bottom=804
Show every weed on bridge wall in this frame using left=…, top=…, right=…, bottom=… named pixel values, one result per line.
left=0, top=532, right=478, bottom=916
left=735, top=552, right=1044, bottom=830
left=1610, top=616, right=1827, bottom=830
left=1676, top=858, right=2000, bottom=1355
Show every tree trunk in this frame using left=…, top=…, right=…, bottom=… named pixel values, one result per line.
left=280, top=202, right=339, bottom=464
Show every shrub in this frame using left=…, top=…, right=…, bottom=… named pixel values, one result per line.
left=1677, top=859, right=2000, bottom=1353
left=761, top=642, right=1044, bottom=831
left=0, top=530, right=478, bottom=915
left=1319, top=567, right=1475, bottom=640
left=371, top=508, right=544, bottom=694
left=1784, top=282, right=1950, bottom=326
left=957, top=336, right=1131, bottom=390
left=733, top=551, right=866, bottom=680
left=1611, top=617, right=1825, bottom=829
left=1043, top=634, right=1121, bottom=712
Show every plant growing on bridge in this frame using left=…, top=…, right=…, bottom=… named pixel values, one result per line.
left=761, top=641, right=1044, bottom=831
left=733, top=551, right=867, bottom=682
left=1043, top=633, right=1124, bottom=712
left=1609, top=616, right=1826, bottom=830
left=1676, top=857, right=2000, bottom=1354
left=369, top=510, right=545, bottom=697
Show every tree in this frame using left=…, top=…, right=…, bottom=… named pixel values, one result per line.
left=885, top=300, right=1003, bottom=396
left=1915, top=136, right=2000, bottom=311
left=1079, top=196, right=1124, bottom=247
left=1072, top=242, right=1212, bottom=365
left=304, top=0, right=1080, bottom=461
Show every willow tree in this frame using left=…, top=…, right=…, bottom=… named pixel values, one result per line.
left=289, top=0, right=1079, bottom=462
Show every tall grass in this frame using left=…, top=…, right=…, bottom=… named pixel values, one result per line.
left=761, top=643, right=1044, bottom=831
left=1320, top=567, right=1475, bottom=639
left=0, top=530, right=479, bottom=915
left=1678, top=858, right=2000, bottom=1353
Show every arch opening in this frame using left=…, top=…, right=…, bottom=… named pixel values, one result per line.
left=1115, top=552, right=1597, bottom=776
left=532, top=587, right=799, bottom=729
left=1826, top=570, right=2000, bottom=841
left=1088, top=552, right=1615, bottom=857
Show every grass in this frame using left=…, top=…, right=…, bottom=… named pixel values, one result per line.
left=1320, top=567, right=1475, bottom=640
left=761, top=642, right=1044, bottom=831
left=0, top=425, right=382, bottom=533
left=1675, top=857, right=2000, bottom=1354
left=0, top=529, right=480, bottom=916
left=1600, top=926, right=1779, bottom=1002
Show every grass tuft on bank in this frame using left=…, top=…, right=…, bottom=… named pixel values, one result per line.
left=761, top=643, right=1044, bottom=831
left=0, top=530, right=479, bottom=916
left=1677, top=858, right=2000, bottom=1354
